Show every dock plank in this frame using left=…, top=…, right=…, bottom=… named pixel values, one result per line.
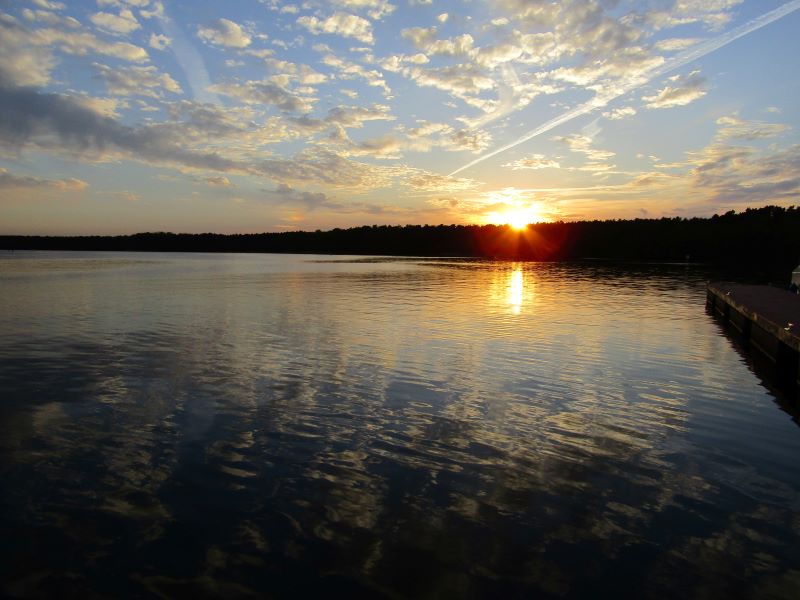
left=707, top=282, right=800, bottom=352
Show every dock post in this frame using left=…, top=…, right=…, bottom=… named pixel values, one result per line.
left=741, top=317, right=752, bottom=343
left=776, top=342, right=800, bottom=388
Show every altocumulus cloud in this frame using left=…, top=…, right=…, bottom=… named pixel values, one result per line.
left=643, top=70, right=708, bottom=109
left=297, top=12, right=374, bottom=45
left=197, top=18, right=251, bottom=48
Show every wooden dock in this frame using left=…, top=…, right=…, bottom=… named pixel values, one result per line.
left=707, top=282, right=800, bottom=387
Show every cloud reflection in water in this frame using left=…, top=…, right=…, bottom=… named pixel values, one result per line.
left=1, top=253, right=799, bottom=598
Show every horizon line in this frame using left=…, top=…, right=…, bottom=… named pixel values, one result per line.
left=0, top=204, right=794, bottom=238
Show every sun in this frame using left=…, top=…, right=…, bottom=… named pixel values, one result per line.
left=481, top=190, right=549, bottom=229
left=486, top=206, right=543, bottom=230
left=505, top=210, right=532, bottom=230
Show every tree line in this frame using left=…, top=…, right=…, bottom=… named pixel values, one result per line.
left=3, top=205, right=799, bottom=277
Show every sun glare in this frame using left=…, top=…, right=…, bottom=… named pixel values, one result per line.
left=506, top=210, right=532, bottom=230
left=486, top=206, right=544, bottom=230
left=481, top=189, right=550, bottom=229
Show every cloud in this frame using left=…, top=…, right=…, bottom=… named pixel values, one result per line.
left=446, top=129, right=492, bottom=154
left=655, top=37, right=702, bottom=52
left=401, top=26, right=437, bottom=49
left=320, top=128, right=402, bottom=159
left=72, top=94, right=126, bottom=118
left=380, top=53, right=429, bottom=72
left=271, top=182, right=416, bottom=219
left=321, top=53, right=390, bottom=95
left=399, top=120, right=493, bottom=155
left=687, top=143, right=800, bottom=203
left=403, top=63, right=494, bottom=99
left=197, top=18, right=252, bottom=48
left=504, top=154, right=560, bottom=170
left=109, top=190, right=140, bottom=201
left=253, top=149, right=395, bottom=189
left=0, top=79, right=418, bottom=194
left=451, top=1, right=800, bottom=176
left=149, top=33, right=170, bottom=50
left=286, top=104, right=396, bottom=148
left=164, top=100, right=295, bottom=148
left=0, top=85, right=241, bottom=172
left=31, top=0, right=66, bottom=9
left=93, top=63, right=182, bottom=97
left=3, top=0, right=798, bottom=225
left=334, top=0, right=396, bottom=20
left=628, top=171, right=677, bottom=188
left=139, top=1, right=165, bottom=20
left=471, top=40, right=526, bottom=68
left=21, top=9, right=80, bottom=28
left=210, top=79, right=315, bottom=112
left=551, top=132, right=616, bottom=174
left=2, top=13, right=149, bottom=87
left=402, top=171, right=478, bottom=192
left=90, top=9, right=141, bottom=35
left=297, top=12, right=374, bottom=44
left=642, top=0, right=744, bottom=31
left=402, top=26, right=474, bottom=57
left=552, top=133, right=615, bottom=161
left=715, top=115, right=790, bottom=140
left=535, top=112, right=799, bottom=212
left=274, top=182, right=334, bottom=210
left=261, top=57, right=326, bottom=86
left=427, top=34, right=475, bottom=57
left=496, top=0, right=645, bottom=65
left=392, top=28, right=560, bottom=125
left=0, top=15, right=56, bottom=87
left=350, top=134, right=401, bottom=157
left=0, top=168, right=88, bottom=190
left=33, top=27, right=149, bottom=62
left=203, top=176, right=233, bottom=187
left=603, top=106, right=636, bottom=120
left=643, top=70, right=707, bottom=109
left=325, top=104, right=394, bottom=128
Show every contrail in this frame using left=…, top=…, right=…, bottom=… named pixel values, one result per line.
left=449, top=0, right=800, bottom=176
left=157, top=10, right=220, bottom=104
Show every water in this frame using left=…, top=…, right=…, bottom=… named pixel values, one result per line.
left=1, top=252, right=799, bottom=598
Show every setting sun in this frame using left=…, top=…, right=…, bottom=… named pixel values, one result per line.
left=486, top=205, right=545, bottom=229
left=481, top=189, right=549, bottom=229
left=505, top=210, right=534, bottom=230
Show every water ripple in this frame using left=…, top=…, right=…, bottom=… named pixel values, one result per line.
left=1, top=253, right=799, bottom=598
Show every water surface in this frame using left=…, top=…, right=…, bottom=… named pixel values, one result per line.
left=1, top=252, right=799, bottom=598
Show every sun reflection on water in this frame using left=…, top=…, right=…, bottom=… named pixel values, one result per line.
left=508, top=267, right=524, bottom=314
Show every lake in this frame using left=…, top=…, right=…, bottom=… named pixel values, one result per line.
left=1, top=252, right=799, bottom=598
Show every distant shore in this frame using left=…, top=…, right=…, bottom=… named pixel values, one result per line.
left=2, top=206, right=799, bottom=278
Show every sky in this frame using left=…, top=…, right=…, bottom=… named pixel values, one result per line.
left=0, top=0, right=798, bottom=234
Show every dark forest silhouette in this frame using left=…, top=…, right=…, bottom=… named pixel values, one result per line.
left=3, top=205, right=799, bottom=277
